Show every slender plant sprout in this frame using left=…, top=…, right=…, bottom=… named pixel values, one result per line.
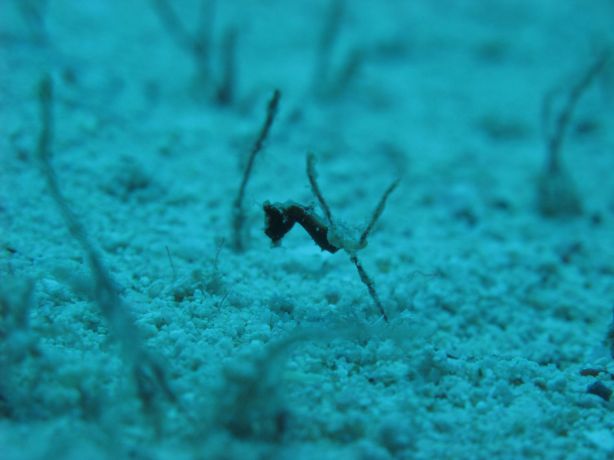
left=232, top=89, right=281, bottom=251
left=36, top=75, right=181, bottom=433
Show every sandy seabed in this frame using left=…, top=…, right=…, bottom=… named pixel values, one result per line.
left=1, top=1, right=614, bottom=459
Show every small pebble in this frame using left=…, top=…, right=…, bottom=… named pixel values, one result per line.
left=587, top=381, right=612, bottom=401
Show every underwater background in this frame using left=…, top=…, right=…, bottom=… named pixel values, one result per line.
left=1, top=0, right=614, bottom=458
